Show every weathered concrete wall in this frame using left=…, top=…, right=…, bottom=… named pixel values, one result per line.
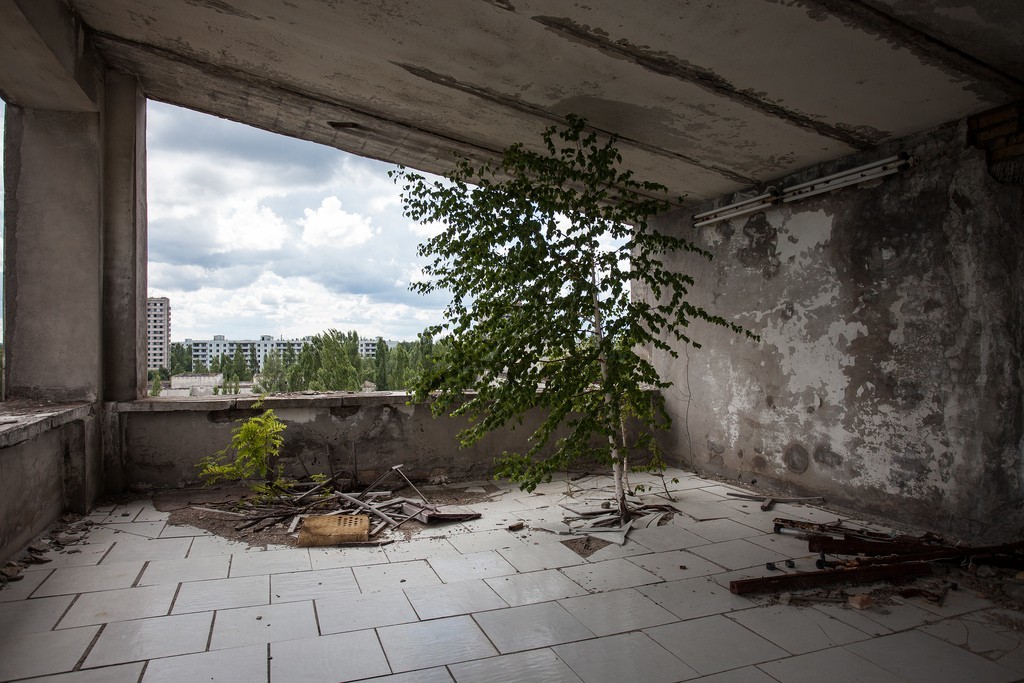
left=0, top=403, right=95, bottom=562
left=118, top=394, right=574, bottom=488
left=650, top=119, right=1024, bottom=542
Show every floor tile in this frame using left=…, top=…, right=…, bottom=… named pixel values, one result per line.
left=637, top=577, right=757, bottom=620
left=558, top=588, right=678, bottom=636
left=907, top=585, right=996, bottom=618
left=308, top=545, right=389, bottom=569
left=727, top=604, right=871, bottom=654
left=856, top=597, right=940, bottom=631
left=921, top=609, right=1024, bottom=671
left=101, top=537, right=192, bottom=564
left=172, top=575, right=269, bottom=613
left=497, top=541, right=587, bottom=572
left=269, top=567, right=359, bottom=602
left=271, top=629, right=390, bottom=682
left=485, top=569, right=589, bottom=606
left=354, top=559, right=441, bottom=592
left=59, top=583, right=176, bottom=628
left=0, top=594, right=74, bottom=635
left=844, top=630, right=1020, bottom=682
left=553, top=632, right=699, bottom=683
left=27, top=661, right=144, bottom=683
left=672, top=501, right=737, bottom=522
left=0, top=567, right=54, bottom=601
left=355, top=668, right=453, bottom=683
left=405, top=579, right=507, bottom=620
left=0, top=625, right=101, bottom=681
left=757, top=645, right=903, bottom=682
left=378, top=615, right=498, bottom=672
left=685, top=517, right=761, bottom=543
left=22, top=542, right=113, bottom=570
left=446, top=529, right=524, bottom=553
left=34, top=562, right=145, bottom=597
left=627, top=549, right=726, bottom=581
left=449, top=648, right=583, bottom=682
left=560, top=558, right=661, bottom=593
left=810, top=602, right=893, bottom=637
left=383, top=537, right=460, bottom=562
left=687, top=538, right=789, bottom=570
left=138, top=554, right=231, bottom=586
left=474, top=601, right=594, bottom=653
left=95, top=521, right=168, bottom=539
left=629, top=524, right=708, bottom=552
left=211, top=600, right=319, bottom=649
left=697, top=666, right=779, bottom=683
left=133, top=508, right=170, bottom=523
left=583, top=539, right=655, bottom=562
left=316, top=589, right=418, bottom=634
left=143, top=644, right=268, bottom=683
left=186, top=535, right=256, bottom=557
left=229, top=548, right=311, bottom=577
left=84, top=611, right=212, bottom=667
left=427, top=550, right=518, bottom=583
left=158, top=523, right=212, bottom=538
left=645, top=614, right=788, bottom=675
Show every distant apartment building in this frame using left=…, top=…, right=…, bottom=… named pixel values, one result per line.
left=358, top=338, right=400, bottom=358
left=146, top=297, right=171, bottom=371
left=185, top=334, right=312, bottom=371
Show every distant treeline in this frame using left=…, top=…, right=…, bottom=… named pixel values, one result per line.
left=155, top=329, right=444, bottom=393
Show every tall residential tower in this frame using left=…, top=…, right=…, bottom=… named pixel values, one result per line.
left=146, top=297, right=171, bottom=371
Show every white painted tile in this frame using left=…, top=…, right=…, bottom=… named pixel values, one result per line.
left=560, top=558, right=661, bottom=593
left=353, top=559, right=441, bottom=592
left=485, top=569, right=588, bottom=607
left=583, top=539, right=655, bottom=562
left=158, top=523, right=212, bottom=538
left=727, top=604, right=871, bottom=654
left=138, top=554, right=231, bottom=586
left=921, top=609, right=1024, bottom=671
left=844, top=630, right=1020, bottom=682
left=34, top=562, right=145, bottom=597
left=405, top=579, right=507, bottom=620
left=358, top=668, right=453, bottom=683
left=559, top=588, right=677, bottom=636
left=645, top=614, right=788, bottom=675
left=143, top=644, right=267, bottom=683
left=686, top=538, right=788, bottom=570
left=317, top=589, right=418, bottom=634
left=0, top=595, right=74, bottom=636
left=270, top=629, right=390, bottom=683
left=497, top=541, right=587, bottom=572
left=446, top=529, right=524, bottom=553
left=101, top=537, right=192, bottom=564
left=626, top=549, right=726, bottom=581
left=84, top=611, right=212, bottom=667
left=187, top=535, right=256, bottom=557
left=449, top=648, right=583, bottom=682
left=28, top=662, right=145, bottom=683
left=172, top=575, right=269, bottom=613
left=59, top=583, right=176, bottom=628
left=210, top=600, right=319, bottom=649
left=0, top=567, right=53, bottom=601
left=383, top=537, right=460, bottom=563
left=270, top=567, right=359, bottom=602
left=229, top=549, right=311, bottom=577
left=637, top=577, right=756, bottom=621
left=697, top=666, right=780, bottom=683
left=686, top=517, right=761, bottom=543
left=95, top=521, right=168, bottom=539
left=21, top=542, right=113, bottom=570
left=475, top=601, right=594, bottom=653
left=427, top=550, right=518, bottom=583
left=0, top=626, right=101, bottom=681
left=378, top=615, right=498, bottom=672
left=629, top=525, right=708, bottom=552
left=553, top=632, right=698, bottom=683
left=757, top=646, right=903, bottom=683
left=307, top=545, right=389, bottom=569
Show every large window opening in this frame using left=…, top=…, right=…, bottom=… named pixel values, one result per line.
left=145, top=101, right=447, bottom=396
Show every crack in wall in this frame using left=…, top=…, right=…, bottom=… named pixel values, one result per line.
left=393, top=61, right=758, bottom=187
left=531, top=15, right=881, bottom=150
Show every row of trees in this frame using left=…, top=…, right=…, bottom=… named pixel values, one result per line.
left=157, top=330, right=443, bottom=393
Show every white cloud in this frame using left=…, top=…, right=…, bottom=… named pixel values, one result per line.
left=214, top=200, right=288, bottom=251
left=408, top=220, right=446, bottom=239
left=300, top=196, right=377, bottom=248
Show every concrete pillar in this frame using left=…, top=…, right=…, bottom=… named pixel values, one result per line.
left=102, top=72, right=148, bottom=401
left=3, top=106, right=104, bottom=402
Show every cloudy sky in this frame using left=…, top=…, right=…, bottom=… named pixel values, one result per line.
left=0, top=100, right=449, bottom=343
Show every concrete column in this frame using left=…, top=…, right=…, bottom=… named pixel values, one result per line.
left=102, top=72, right=148, bottom=401
left=3, top=106, right=104, bottom=402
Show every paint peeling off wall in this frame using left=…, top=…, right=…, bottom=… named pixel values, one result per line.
left=651, top=119, right=1024, bottom=542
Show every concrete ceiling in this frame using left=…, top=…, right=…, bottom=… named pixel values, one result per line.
left=27, top=1, right=1024, bottom=200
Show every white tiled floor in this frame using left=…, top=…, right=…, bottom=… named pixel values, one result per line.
left=1, top=468, right=1022, bottom=682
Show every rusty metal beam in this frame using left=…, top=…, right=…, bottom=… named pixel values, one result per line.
left=729, top=562, right=932, bottom=595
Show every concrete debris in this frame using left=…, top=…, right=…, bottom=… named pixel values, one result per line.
left=848, top=594, right=873, bottom=610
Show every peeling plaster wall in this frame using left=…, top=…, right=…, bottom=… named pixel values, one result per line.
left=119, top=396, right=564, bottom=488
left=650, top=120, right=1024, bottom=542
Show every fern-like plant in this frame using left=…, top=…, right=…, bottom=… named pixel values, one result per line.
left=197, top=397, right=288, bottom=494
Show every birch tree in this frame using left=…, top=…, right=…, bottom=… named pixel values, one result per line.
left=393, top=116, right=753, bottom=519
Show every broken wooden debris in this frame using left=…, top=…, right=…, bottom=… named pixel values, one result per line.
left=730, top=562, right=932, bottom=595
